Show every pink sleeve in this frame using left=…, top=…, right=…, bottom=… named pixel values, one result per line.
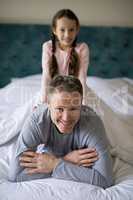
left=42, top=41, right=52, bottom=73
left=78, top=43, right=89, bottom=105
left=78, top=42, right=89, bottom=81
left=41, top=41, right=52, bottom=103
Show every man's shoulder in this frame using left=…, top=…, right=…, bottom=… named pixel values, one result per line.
left=79, top=105, right=105, bottom=134
left=80, top=105, right=98, bottom=119
left=78, top=106, right=108, bottom=147
left=31, top=104, right=50, bottom=123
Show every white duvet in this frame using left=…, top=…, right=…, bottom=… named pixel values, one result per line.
left=0, top=75, right=133, bottom=200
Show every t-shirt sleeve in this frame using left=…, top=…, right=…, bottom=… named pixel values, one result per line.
left=52, top=159, right=108, bottom=188
left=79, top=114, right=113, bottom=187
left=8, top=110, right=42, bottom=182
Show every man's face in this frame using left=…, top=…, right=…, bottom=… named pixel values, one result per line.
left=48, top=91, right=82, bottom=134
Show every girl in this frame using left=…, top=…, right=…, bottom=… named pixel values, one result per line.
left=41, top=9, right=89, bottom=105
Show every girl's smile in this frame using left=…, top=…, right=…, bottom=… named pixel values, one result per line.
left=53, top=17, right=79, bottom=50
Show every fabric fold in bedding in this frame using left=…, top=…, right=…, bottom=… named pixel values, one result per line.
left=0, top=75, right=133, bottom=200
left=86, top=77, right=133, bottom=165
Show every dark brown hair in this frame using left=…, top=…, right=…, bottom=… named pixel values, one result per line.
left=48, top=75, right=83, bottom=97
left=49, top=9, right=80, bottom=78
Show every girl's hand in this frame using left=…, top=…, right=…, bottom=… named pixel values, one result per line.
left=19, top=151, right=60, bottom=174
left=32, top=106, right=38, bottom=111
left=63, top=148, right=98, bottom=167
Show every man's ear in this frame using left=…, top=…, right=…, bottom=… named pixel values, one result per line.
left=47, top=100, right=50, bottom=107
left=47, top=98, right=51, bottom=109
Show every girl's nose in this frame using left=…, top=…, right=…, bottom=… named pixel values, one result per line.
left=64, top=30, right=70, bottom=37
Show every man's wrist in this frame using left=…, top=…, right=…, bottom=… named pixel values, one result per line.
left=52, top=158, right=62, bottom=172
left=53, top=158, right=61, bottom=169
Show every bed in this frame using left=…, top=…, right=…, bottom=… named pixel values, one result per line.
left=0, top=24, right=133, bottom=200
left=0, top=75, right=133, bottom=200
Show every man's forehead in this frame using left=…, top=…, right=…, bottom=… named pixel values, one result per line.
left=50, top=91, right=82, bottom=107
left=51, top=91, right=81, bottom=100
left=53, top=91, right=81, bottom=97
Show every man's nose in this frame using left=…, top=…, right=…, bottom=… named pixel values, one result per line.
left=62, top=111, right=70, bottom=121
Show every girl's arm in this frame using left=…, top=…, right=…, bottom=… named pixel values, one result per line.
left=41, top=70, right=51, bottom=103
left=41, top=41, right=52, bottom=103
left=78, top=43, right=89, bottom=105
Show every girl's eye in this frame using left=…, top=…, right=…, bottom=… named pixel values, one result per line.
left=60, top=29, right=65, bottom=32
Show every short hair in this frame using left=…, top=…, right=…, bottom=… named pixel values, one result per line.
left=47, top=75, right=83, bottom=97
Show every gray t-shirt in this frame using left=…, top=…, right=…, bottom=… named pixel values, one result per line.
left=9, top=105, right=113, bottom=188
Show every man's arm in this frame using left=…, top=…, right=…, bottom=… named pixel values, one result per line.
left=52, top=115, right=113, bottom=189
left=8, top=112, right=43, bottom=182
left=17, top=136, right=112, bottom=188
left=18, top=114, right=113, bottom=188
left=19, top=149, right=108, bottom=188
left=52, top=159, right=108, bottom=188
left=18, top=147, right=98, bottom=177
left=52, top=148, right=112, bottom=189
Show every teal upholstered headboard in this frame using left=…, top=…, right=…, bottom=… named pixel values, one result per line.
left=0, top=24, right=133, bottom=88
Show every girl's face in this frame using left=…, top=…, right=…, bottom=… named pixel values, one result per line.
left=53, top=17, right=79, bottom=50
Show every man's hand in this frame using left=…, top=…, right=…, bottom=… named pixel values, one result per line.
left=64, top=148, right=98, bottom=167
left=19, top=151, right=60, bottom=175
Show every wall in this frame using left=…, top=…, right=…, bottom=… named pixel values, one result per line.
left=0, top=0, right=133, bottom=27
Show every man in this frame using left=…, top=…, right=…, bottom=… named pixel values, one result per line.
left=9, top=75, right=113, bottom=188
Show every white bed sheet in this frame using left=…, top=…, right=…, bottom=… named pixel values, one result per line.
left=86, top=76, right=133, bottom=116
left=86, top=77, right=133, bottom=166
left=0, top=75, right=133, bottom=200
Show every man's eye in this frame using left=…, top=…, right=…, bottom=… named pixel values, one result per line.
left=71, top=108, right=76, bottom=111
left=71, top=108, right=79, bottom=111
left=56, top=108, right=63, bottom=112
left=70, top=28, right=74, bottom=32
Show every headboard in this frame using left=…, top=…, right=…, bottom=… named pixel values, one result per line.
left=0, top=24, right=133, bottom=88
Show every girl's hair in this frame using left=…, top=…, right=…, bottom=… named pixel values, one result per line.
left=49, top=9, right=80, bottom=78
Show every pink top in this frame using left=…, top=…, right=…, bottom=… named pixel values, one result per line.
left=41, top=40, right=89, bottom=104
